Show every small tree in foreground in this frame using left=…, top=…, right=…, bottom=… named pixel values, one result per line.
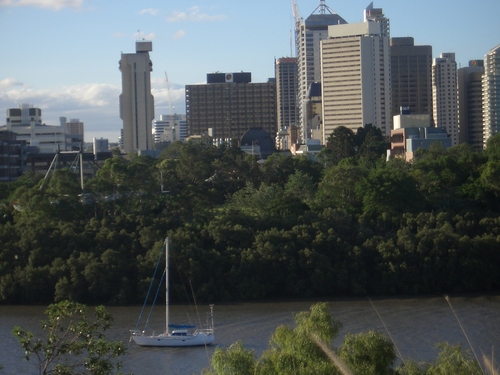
left=13, top=300, right=125, bottom=375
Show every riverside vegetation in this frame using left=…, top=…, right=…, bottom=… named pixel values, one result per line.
left=0, top=125, right=500, bottom=305
left=203, top=302, right=496, bottom=375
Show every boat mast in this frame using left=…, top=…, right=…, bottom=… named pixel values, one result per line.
left=165, top=237, right=169, bottom=334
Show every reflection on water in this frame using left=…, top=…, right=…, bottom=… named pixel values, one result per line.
left=1, top=296, right=499, bottom=374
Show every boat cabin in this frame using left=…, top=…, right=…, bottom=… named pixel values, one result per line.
left=171, top=330, right=189, bottom=336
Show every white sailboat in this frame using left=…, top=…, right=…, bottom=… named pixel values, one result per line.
left=130, top=237, right=215, bottom=347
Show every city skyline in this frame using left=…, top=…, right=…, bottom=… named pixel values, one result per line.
left=1, top=0, right=500, bottom=142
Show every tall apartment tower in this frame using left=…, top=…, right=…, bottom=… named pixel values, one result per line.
left=457, top=60, right=484, bottom=149
left=65, top=118, right=84, bottom=141
left=390, top=37, right=432, bottom=117
left=295, top=0, right=347, bottom=143
left=432, top=53, right=458, bottom=146
left=321, top=13, right=392, bottom=142
left=275, top=57, right=299, bottom=132
left=119, top=41, right=155, bottom=153
left=185, top=72, right=277, bottom=142
left=483, top=45, right=500, bottom=146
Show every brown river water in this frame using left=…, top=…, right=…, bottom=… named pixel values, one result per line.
left=1, top=295, right=499, bottom=374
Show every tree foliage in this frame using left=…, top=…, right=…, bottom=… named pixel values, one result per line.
left=0, top=138, right=500, bottom=304
left=204, top=303, right=490, bottom=375
left=12, top=300, right=125, bottom=375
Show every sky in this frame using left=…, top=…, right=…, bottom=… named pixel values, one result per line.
left=1, top=0, right=500, bottom=143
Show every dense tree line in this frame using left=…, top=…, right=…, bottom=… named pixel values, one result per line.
left=1, top=129, right=500, bottom=305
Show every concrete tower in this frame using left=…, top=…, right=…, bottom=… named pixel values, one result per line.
left=432, top=53, right=458, bottom=146
left=483, top=45, right=500, bottom=146
left=457, top=60, right=484, bottom=149
left=119, top=41, right=155, bottom=153
left=320, top=10, right=392, bottom=142
left=295, top=0, right=347, bottom=143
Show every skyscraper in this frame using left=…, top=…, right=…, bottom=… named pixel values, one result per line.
left=390, top=37, right=433, bottom=118
left=295, top=0, right=347, bottom=143
left=320, top=9, right=391, bottom=142
left=432, top=53, right=458, bottom=146
left=185, top=72, right=276, bottom=142
left=275, top=57, right=299, bottom=132
left=119, top=41, right=155, bottom=153
left=457, top=60, right=484, bottom=149
left=483, top=45, right=500, bottom=146
left=65, top=118, right=84, bottom=141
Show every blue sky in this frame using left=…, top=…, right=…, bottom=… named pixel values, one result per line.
left=1, top=0, right=499, bottom=142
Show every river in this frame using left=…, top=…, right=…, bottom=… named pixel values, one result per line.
left=1, top=295, right=499, bottom=374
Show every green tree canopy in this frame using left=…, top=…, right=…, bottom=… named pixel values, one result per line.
left=13, top=300, right=125, bottom=375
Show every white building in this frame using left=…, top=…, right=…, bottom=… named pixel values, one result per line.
left=295, top=1, right=347, bottom=143
left=432, top=53, right=458, bottom=146
left=153, top=114, right=187, bottom=144
left=119, top=41, right=155, bottom=153
left=483, top=45, right=500, bottom=146
left=320, top=16, right=392, bottom=143
left=5, top=104, right=66, bottom=153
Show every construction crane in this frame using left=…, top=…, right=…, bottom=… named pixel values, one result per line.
left=164, top=71, right=177, bottom=142
left=292, top=0, right=300, bottom=27
left=291, top=0, right=301, bottom=57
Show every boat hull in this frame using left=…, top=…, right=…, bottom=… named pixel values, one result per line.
left=131, top=332, right=215, bottom=347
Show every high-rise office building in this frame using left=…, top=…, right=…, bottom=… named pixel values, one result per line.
left=483, top=44, right=500, bottom=146
left=457, top=60, right=484, bottom=149
left=119, top=41, right=155, bottom=153
left=432, top=53, right=458, bottom=145
left=295, top=0, right=347, bottom=143
left=320, top=14, right=392, bottom=142
left=65, top=118, right=84, bottom=140
left=275, top=58, right=299, bottom=133
left=391, top=37, right=432, bottom=118
left=185, top=72, right=276, bottom=142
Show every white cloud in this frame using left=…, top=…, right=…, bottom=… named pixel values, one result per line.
left=0, top=82, right=122, bottom=140
left=172, top=29, right=186, bottom=40
left=139, top=8, right=158, bottom=16
left=0, top=0, right=83, bottom=10
left=0, top=78, right=24, bottom=90
left=0, top=81, right=187, bottom=141
left=166, top=6, right=226, bottom=22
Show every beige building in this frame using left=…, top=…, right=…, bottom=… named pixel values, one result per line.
left=432, top=53, right=458, bottom=146
left=483, top=45, right=500, bottom=146
left=119, top=41, right=155, bottom=153
left=393, top=113, right=431, bottom=129
left=65, top=118, right=84, bottom=139
left=320, top=19, right=391, bottom=144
